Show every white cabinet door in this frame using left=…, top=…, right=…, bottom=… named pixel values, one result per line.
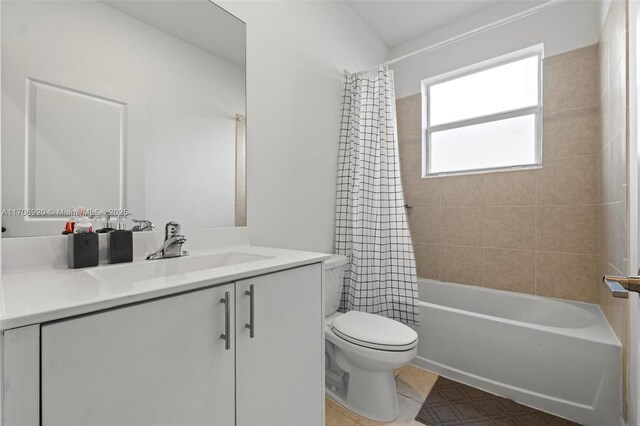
left=236, top=263, right=323, bottom=426
left=41, top=284, right=235, bottom=426
left=3, top=325, right=40, bottom=426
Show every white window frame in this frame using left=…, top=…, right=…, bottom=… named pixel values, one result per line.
left=421, top=44, right=544, bottom=178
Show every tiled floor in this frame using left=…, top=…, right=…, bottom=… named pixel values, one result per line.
left=325, top=364, right=439, bottom=426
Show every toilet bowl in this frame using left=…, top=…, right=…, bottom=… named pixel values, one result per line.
left=324, top=255, right=418, bottom=422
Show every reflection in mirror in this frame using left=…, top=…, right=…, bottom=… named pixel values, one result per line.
left=1, top=0, right=246, bottom=237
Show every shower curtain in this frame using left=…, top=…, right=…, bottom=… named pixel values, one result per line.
left=335, top=65, right=419, bottom=324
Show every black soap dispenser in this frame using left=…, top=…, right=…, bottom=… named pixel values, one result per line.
left=68, top=215, right=99, bottom=269
left=107, top=215, right=133, bottom=264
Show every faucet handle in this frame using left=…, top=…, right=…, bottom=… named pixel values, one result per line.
left=165, top=221, right=181, bottom=237
left=132, top=219, right=154, bottom=232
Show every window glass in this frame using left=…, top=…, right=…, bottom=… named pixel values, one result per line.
left=423, top=47, right=543, bottom=176
left=429, top=55, right=539, bottom=126
left=429, top=114, right=537, bottom=174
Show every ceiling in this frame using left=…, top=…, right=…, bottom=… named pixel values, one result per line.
left=345, top=0, right=506, bottom=48
left=102, top=0, right=246, bottom=68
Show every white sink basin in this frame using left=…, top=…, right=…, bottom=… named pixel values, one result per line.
left=87, top=252, right=271, bottom=284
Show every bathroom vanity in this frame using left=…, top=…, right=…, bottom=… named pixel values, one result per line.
left=1, top=229, right=328, bottom=425
left=0, top=1, right=329, bottom=424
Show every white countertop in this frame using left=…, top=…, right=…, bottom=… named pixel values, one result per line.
left=0, top=245, right=329, bottom=330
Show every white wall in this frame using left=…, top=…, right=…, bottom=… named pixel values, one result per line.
left=391, top=0, right=602, bottom=98
left=1, top=0, right=244, bottom=236
left=217, top=1, right=388, bottom=253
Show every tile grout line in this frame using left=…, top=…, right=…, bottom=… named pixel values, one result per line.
left=544, top=101, right=600, bottom=116
left=420, top=243, right=599, bottom=256
left=481, top=210, right=489, bottom=287
left=414, top=203, right=601, bottom=208
left=482, top=177, right=486, bottom=288
left=547, top=152, right=601, bottom=162
left=401, top=64, right=602, bottom=300
left=535, top=173, right=538, bottom=296
left=439, top=187, right=442, bottom=282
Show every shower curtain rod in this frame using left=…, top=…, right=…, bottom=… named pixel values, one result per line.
left=359, top=0, right=567, bottom=74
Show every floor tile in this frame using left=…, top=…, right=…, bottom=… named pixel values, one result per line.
left=326, top=364, right=438, bottom=426
left=326, top=403, right=358, bottom=426
left=326, top=397, right=362, bottom=421
left=395, top=364, right=439, bottom=402
left=357, top=394, right=423, bottom=426
left=394, top=366, right=407, bottom=377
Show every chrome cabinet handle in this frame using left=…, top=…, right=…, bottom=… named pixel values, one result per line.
left=245, top=284, right=255, bottom=338
left=220, top=291, right=231, bottom=350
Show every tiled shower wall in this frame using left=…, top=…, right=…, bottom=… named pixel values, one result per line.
left=397, top=44, right=601, bottom=303
left=597, top=0, right=629, bottom=417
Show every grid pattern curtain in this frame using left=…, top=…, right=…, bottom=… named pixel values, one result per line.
left=335, top=66, right=419, bottom=324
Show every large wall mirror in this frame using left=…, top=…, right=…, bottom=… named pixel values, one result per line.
left=1, top=0, right=246, bottom=237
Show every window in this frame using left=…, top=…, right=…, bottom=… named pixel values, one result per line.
left=422, top=45, right=543, bottom=177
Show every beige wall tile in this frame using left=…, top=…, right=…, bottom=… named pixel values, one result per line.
left=600, top=145, right=611, bottom=203
left=536, top=252, right=599, bottom=303
left=537, top=155, right=598, bottom=205
left=598, top=9, right=630, bottom=414
left=483, top=206, right=535, bottom=250
left=599, top=28, right=610, bottom=99
left=600, top=204, right=611, bottom=262
left=598, top=255, right=629, bottom=421
left=398, top=139, right=422, bottom=179
left=414, top=243, right=440, bottom=280
left=408, top=207, right=440, bottom=244
left=544, top=44, right=599, bottom=113
left=484, top=249, right=535, bottom=294
left=403, top=176, right=441, bottom=208
left=441, top=245, right=483, bottom=286
left=609, top=130, right=627, bottom=203
left=441, top=207, right=483, bottom=246
left=441, top=175, right=484, bottom=206
left=599, top=258, right=627, bottom=343
left=543, top=105, right=600, bottom=160
left=608, top=200, right=629, bottom=274
left=536, top=205, right=599, bottom=254
left=481, top=170, right=537, bottom=206
left=610, top=62, right=627, bottom=138
left=396, top=94, right=422, bottom=143
left=601, top=87, right=612, bottom=148
left=394, top=44, right=604, bottom=308
left=601, top=201, right=627, bottom=272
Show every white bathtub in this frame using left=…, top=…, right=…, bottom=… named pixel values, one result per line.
left=412, top=279, right=622, bottom=425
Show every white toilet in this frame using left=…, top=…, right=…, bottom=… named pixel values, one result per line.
left=324, top=255, right=418, bottom=422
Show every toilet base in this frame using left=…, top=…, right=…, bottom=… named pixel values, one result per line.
left=325, top=369, right=400, bottom=422
left=323, top=313, right=418, bottom=422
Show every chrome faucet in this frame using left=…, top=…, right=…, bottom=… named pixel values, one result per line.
left=146, top=221, right=188, bottom=260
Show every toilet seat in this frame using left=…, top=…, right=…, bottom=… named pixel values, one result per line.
left=331, top=311, right=417, bottom=351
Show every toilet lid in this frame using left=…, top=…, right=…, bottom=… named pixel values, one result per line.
left=331, top=311, right=418, bottom=351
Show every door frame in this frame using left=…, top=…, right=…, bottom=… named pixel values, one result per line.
left=627, top=0, right=639, bottom=424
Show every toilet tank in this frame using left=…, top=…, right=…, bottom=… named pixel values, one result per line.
left=324, top=255, right=348, bottom=316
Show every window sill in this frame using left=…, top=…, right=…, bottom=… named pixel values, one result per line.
left=423, top=164, right=543, bottom=179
